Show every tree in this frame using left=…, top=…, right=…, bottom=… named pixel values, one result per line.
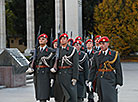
left=93, top=0, right=138, bottom=55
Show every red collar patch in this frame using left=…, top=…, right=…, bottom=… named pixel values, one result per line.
left=67, top=47, right=69, bottom=50
left=82, top=47, right=84, bottom=49
left=109, top=51, right=111, bottom=55
left=92, top=50, right=94, bottom=54
left=46, top=48, right=48, bottom=52
left=79, top=52, right=81, bottom=55
left=98, top=51, right=101, bottom=55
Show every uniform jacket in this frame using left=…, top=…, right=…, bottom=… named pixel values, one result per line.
left=34, top=46, right=55, bottom=100
left=89, top=49, right=123, bottom=102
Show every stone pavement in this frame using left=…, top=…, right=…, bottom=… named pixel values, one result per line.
left=0, top=62, right=138, bottom=102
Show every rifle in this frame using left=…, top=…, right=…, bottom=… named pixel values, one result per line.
left=30, top=25, right=42, bottom=69
left=50, top=25, right=60, bottom=73
left=50, top=28, right=53, bottom=47
left=83, top=30, right=87, bottom=50
left=70, top=31, right=73, bottom=45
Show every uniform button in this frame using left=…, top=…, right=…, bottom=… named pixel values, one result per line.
left=42, top=71, right=44, bottom=73
left=59, top=72, right=61, bottom=74
left=64, top=71, right=67, bottom=73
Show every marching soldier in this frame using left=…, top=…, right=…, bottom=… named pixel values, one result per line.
left=68, top=38, right=74, bottom=46
left=75, top=36, right=85, bottom=51
left=33, top=34, right=55, bottom=102
left=88, top=36, right=123, bottom=102
left=73, top=40, right=89, bottom=102
left=52, top=39, right=58, bottom=49
left=93, top=35, right=101, bottom=52
left=86, top=39, right=95, bottom=68
left=85, top=39, right=95, bottom=102
left=52, top=33, right=79, bottom=102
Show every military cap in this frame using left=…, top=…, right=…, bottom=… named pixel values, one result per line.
left=72, top=40, right=82, bottom=46
left=68, top=38, right=74, bottom=42
left=98, top=36, right=109, bottom=43
left=95, top=35, right=101, bottom=40
left=85, top=39, right=93, bottom=44
left=38, top=33, right=48, bottom=39
left=52, top=39, right=58, bottom=44
left=59, top=33, right=68, bottom=39
left=75, top=36, right=82, bottom=41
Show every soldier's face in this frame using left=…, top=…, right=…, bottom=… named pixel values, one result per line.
left=86, top=42, right=93, bottom=49
left=39, top=37, right=47, bottom=45
left=68, top=41, right=71, bottom=45
left=95, top=38, right=99, bottom=44
left=60, top=37, right=68, bottom=45
left=100, top=42, right=109, bottom=51
left=53, top=42, right=57, bottom=49
left=74, top=43, right=81, bottom=51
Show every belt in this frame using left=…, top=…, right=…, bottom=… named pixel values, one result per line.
left=58, top=66, right=72, bottom=69
left=98, top=69, right=113, bottom=72
left=36, top=65, right=49, bottom=68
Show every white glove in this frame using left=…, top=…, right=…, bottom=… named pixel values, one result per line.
left=71, top=79, right=77, bottom=86
left=116, top=84, right=121, bottom=92
left=93, top=92, right=99, bottom=102
left=88, top=82, right=92, bottom=92
left=26, top=67, right=34, bottom=74
left=50, top=68, right=57, bottom=73
left=85, top=80, right=89, bottom=86
left=50, top=79, right=54, bottom=87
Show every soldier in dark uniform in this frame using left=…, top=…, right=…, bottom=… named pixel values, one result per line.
left=52, top=39, right=58, bottom=49
left=88, top=36, right=123, bottom=102
left=85, top=39, right=95, bottom=102
left=93, top=35, right=101, bottom=52
left=49, top=39, right=58, bottom=98
left=33, top=34, right=55, bottom=102
left=73, top=40, right=89, bottom=102
left=86, top=39, right=95, bottom=68
left=68, top=38, right=74, bottom=46
left=75, top=36, right=85, bottom=51
left=51, top=33, right=79, bottom=102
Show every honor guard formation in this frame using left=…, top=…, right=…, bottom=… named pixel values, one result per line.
left=26, top=33, right=123, bottom=102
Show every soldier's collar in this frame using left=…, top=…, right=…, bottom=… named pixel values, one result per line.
left=40, top=45, right=47, bottom=50
left=61, top=44, right=69, bottom=51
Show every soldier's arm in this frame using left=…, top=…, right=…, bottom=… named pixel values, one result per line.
left=49, top=49, right=56, bottom=79
left=115, top=53, right=123, bottom=86
left=88, top=54, right=97, bottom=82
left=72, top=49, right=79, bottom=80
left=84, top=54, right=89, bottom=81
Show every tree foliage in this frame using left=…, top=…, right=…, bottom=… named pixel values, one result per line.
left=93, top=0, right=138, bottom=55
left=6, top=0, right=54, bottom=46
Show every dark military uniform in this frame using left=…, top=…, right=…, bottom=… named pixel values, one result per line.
left=77, top=51, right=89, bottom=102
left=86, top=49, right=95, bottom=68
left=93, top=46, right=101, bottom=52
left=89, top=49, right=123, bottom=102
left=86, top=49, right=95, bottom=102
left=54, top=44, right=79, bottom=102
left=34, top=46, right=55, bottom=101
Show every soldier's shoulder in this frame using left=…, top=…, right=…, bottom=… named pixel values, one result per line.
left=80, top=51, right=86, bottom=55
left=67, top=45, right=76, bottom=51
left=110, top=49, right=119, bottom=56
left=47, top=47, right=55, bottom=53
left=94, top=50, right=101, bottom=56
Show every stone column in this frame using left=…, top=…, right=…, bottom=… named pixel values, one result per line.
left=25, top=0, right=35, bottom=54
left=0, top=0, right=6, bottom=50
left=78, top=0, right=82, bottom=37
left=65, top=0, right=79, bottom=39
left=55, top=0, right=63, bottom=38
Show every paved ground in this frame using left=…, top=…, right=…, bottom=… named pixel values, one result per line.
left=0, top=62, right=138, bottom=102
